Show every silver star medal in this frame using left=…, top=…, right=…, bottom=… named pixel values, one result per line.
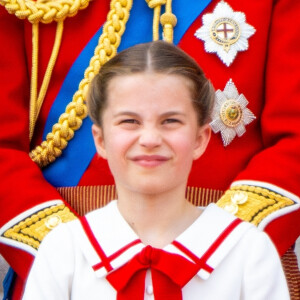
left=210, top=79, right=256, bottom=146
left=195, top=1, right=255, bottom=66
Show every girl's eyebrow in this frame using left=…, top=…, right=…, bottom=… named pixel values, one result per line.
left=113, top=111, right=140, bottom=117
left=160, top=111, right=187, bottom=117
left=113, top=111, right=187, bottom=117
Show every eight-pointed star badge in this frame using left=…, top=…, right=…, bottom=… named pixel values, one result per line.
left=210, top=79, right=256, bottom=146
left=195, top=1, right=256, bottom=66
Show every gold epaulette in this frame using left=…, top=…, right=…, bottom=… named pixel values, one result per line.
left=3, top=204, right=77, bottom=250
left=216, top=185, right=294, bottom=226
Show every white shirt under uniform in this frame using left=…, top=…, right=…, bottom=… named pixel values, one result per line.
left=22, top=201, right=290, bottom=299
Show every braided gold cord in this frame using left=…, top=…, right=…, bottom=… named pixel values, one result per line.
left=0, top=0, right=90, bottom=24
left=30, top=0, right=133, bottom=167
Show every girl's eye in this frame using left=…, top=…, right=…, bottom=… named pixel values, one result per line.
left=118, top=119, right=140, bottom=129
left=163, top=118, right=181, bottom=124
left=120, top=119, right=139, bottom=124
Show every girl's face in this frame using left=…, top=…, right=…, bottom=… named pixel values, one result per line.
left=92, top=73, right=211, bottom=196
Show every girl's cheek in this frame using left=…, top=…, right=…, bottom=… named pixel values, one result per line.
left=109, top=131, right=137, bottom=147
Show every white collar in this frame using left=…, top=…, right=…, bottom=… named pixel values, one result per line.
left=69, top=201, right=252, bottom=280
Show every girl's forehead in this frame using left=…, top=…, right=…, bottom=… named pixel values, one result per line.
left=108, top=72, right=191, bottom=86
left=107, top=73, right=193, bottom=98
left=108, top=74, right=189, bottom=97
left=103, top=74, right=197, bottom=118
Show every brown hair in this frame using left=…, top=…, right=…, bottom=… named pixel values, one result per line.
left=88, top=41, right=214, bottom=126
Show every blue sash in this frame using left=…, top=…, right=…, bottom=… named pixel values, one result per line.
left=2, top=268, right=15, bottom=300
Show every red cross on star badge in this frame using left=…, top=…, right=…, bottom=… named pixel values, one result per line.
left=195, top=1, right=255, bottom=66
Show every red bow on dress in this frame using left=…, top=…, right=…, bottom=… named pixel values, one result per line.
left=106, top=245, right=200, bottom=300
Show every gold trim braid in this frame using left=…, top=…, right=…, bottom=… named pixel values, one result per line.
left=2, top=184, right=222, bottom=250
left=3, top=185, right=295, bottom=250
left=3, top=204, right=76, bottom=249
left=216, top=185, right=295, bottom=226
left=29, top=0, right=133, bottom=167
left=0, top=0, right=90, bottom=24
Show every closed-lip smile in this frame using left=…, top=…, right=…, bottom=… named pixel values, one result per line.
left=131, top=155, right=169, bottom=167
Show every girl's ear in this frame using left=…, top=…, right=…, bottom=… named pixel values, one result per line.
left=92, top=124, right=107, bottom=159
left=193, top=124, right=211, bottom=160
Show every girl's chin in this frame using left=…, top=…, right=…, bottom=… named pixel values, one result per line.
left=126, top=182, right=180, bottom=196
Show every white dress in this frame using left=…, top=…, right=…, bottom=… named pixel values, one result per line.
left=22, top=201, right=290, bottom=299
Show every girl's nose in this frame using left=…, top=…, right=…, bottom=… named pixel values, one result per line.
left=139, top=127, right=162, bottom=149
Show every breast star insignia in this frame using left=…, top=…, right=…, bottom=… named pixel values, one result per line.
left=210, top=79, right=256, bottom=146
left=195, top=1, right=256, bottom=66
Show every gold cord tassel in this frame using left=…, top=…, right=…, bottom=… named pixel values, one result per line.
left=145, top=0, right=176, bottom=43
left=160, top=0, right=177, bottom=43
left=145, top=0, right=165, bottom=41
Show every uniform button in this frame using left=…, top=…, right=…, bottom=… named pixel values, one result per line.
left=231, top=191, right=248, bottom=205
left=45, top=215, right=62, bottom=229
left=146, top=285, right=153, bottom=295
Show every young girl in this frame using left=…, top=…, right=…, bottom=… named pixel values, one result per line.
left=22, top=41, right=289, bottom=299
